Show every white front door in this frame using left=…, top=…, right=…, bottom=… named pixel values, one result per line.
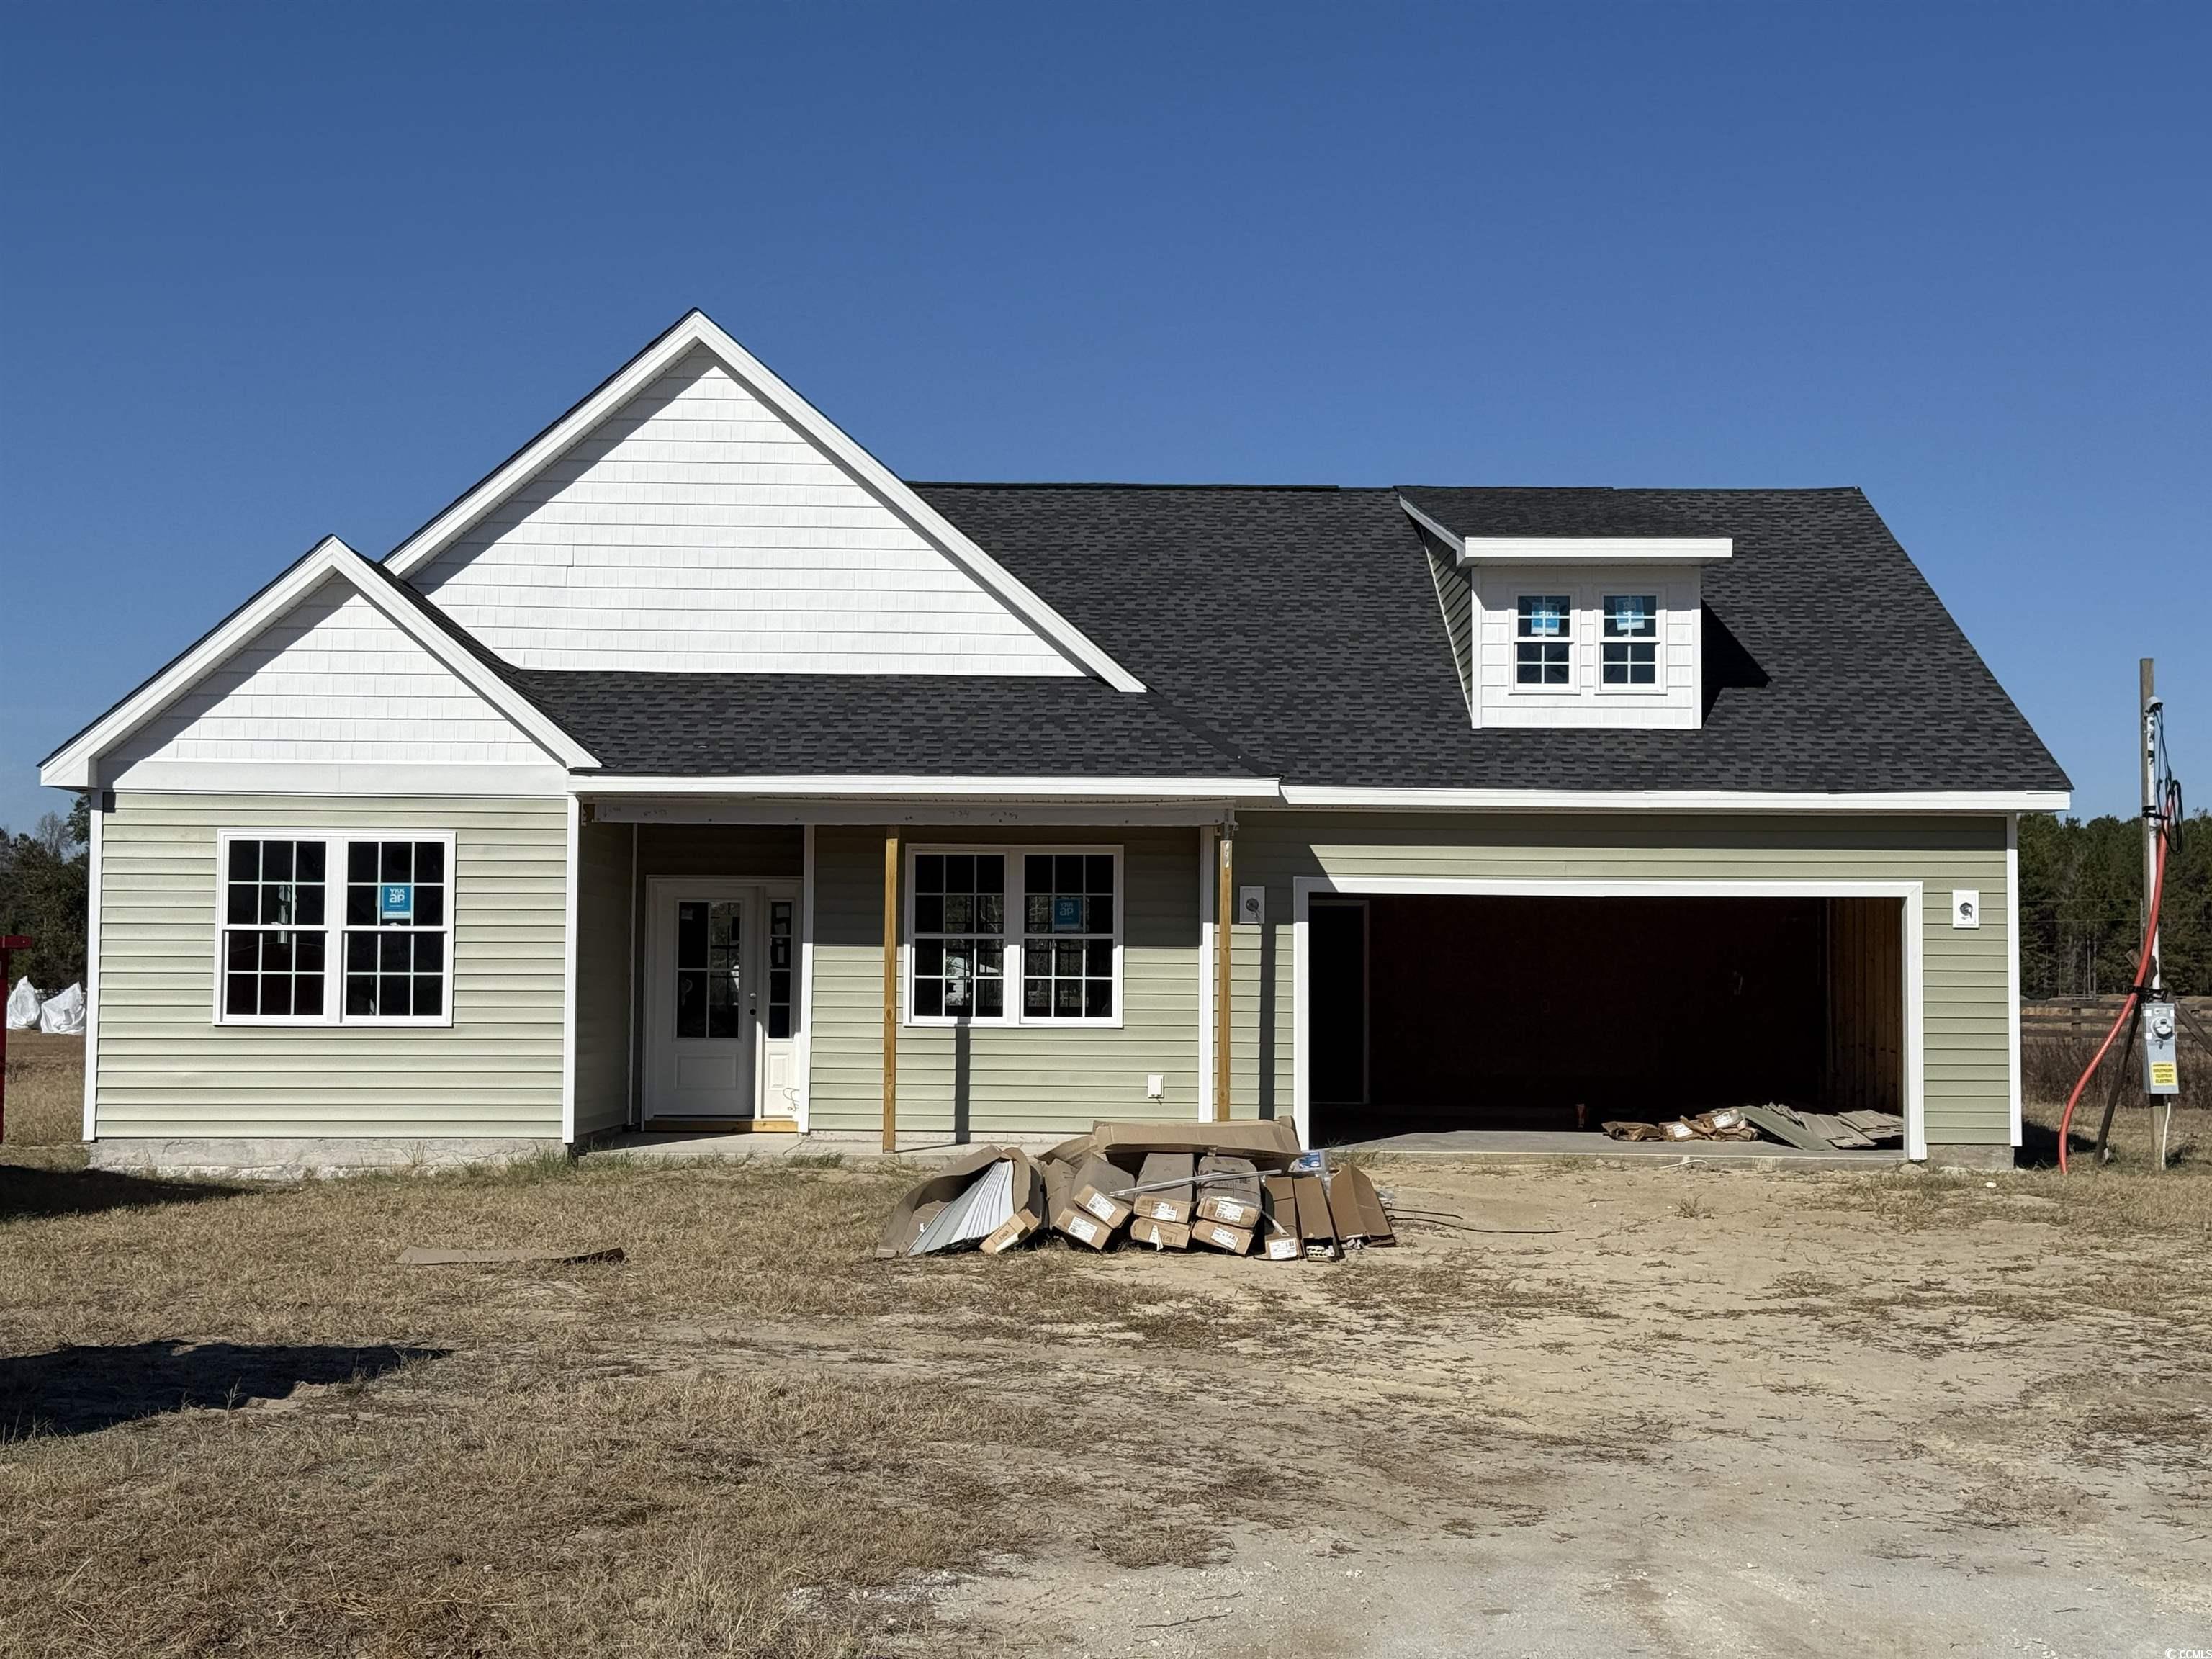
left=644, top=880, right=801, bottom=1124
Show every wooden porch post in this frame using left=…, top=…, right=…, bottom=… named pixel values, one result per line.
left=1213, top=821, right=1234, bottom=1120
left=881, top=829, right=900, bottom=1152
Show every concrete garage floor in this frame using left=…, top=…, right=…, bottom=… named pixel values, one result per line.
left=1336, top=1128, right=1901, bottom=1168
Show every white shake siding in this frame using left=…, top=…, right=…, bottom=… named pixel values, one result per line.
left=104, top=578, right=551, bottom=772
left=413, top=348, right=1080, bottom=675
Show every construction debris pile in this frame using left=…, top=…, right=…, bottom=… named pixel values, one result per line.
left=877, top=1120, right=1395, bottom=1261
left=1602, top=1103, right=1905, bottom=1151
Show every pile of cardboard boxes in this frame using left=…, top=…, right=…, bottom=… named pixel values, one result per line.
left=876, top=1120, right=1394, bottom=1261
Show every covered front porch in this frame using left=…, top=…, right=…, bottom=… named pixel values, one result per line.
left=566, top=790, right=1257, bottom=1148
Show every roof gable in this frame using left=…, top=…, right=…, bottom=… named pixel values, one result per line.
left=40, top=537, right=594, bottom=789
left=387, top=312, right=1144, bottom=688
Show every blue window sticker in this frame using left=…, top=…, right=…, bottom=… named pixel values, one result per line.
left=379, top=884, right=414, bottom=922
left=1052, top=896, right=1082, bottom=932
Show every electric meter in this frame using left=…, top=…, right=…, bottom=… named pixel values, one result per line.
left=2143, top=1001, right=2180, bottom=1097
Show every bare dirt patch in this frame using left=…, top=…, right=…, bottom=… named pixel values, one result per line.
left=4, top=1075, right=2208, bottom=1656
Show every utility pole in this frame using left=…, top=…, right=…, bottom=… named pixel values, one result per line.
left=2141, top=659, right=2173, bottom=1170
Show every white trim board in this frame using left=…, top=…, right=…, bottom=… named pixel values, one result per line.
left=1288, top=874, right=1927, bottom=1162
left=2006, top=814, right=2023, bottom=1148
left=1396, top=498, right=1732, bottom=566
left=1275, top=786, right=2070, bottom=814
left=580, top=775, right=1277, bottom=802
left=798, top=824, right=817, bottom=1135
left=81, top=799, right=103, bottom=1141
left=39, top=536, right=596, bottom=790
left=382, top=310, right=1146, bottom=694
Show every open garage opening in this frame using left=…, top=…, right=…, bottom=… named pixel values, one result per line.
left=1307, top=893, right=1905, bottom=1151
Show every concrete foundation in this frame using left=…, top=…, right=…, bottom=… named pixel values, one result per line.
left=85, top=1136, right=569, bottom=1181
left=1923, top=1143, right=2018, bottom=1172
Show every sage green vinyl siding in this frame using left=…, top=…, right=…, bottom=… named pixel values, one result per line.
left=1421, top=529, right=1473, bottom=705
left=808, top=826, right=1202, bottom=1138
left=94, top=792, right=569, bottom=1138
left=573, top=817, right=631, bottom=1138
left=1226, top=811, right=2014, bottom=1147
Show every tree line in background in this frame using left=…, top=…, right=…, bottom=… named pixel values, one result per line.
left=0, top=796, right=90, bottom=992
left=2020, top=809, right=2210, bottom=1000
left=4, top=800, right=2206, bottom=1006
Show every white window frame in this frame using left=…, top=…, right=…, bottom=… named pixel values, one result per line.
left=212, top=829, right=457, bottom=1028
left=904, top=843, right=1125, bottom=1029
left=1511, top=593, right=1577, bottom=693
left=1597, top=590, right=1664, bottom=695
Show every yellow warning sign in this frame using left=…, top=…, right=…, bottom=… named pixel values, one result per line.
left=2149, top=1062, right=2178, bottom=1088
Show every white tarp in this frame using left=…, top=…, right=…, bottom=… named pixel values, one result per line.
left=6, top=976, right=43, bottom=1031
left=37, top=982, right=85, bottom=1035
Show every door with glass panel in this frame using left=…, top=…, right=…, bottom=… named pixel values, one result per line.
left=644, top=881, right=800, bottom=1124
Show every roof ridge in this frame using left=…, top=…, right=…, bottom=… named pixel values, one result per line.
left=913, top=480, right=1348, bottom=493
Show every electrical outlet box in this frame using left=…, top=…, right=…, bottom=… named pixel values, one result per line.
left=1951, top=890, right=1981, bottom=929
left=2144, top=1002, right=2180, bottom=1096
left=1146, top=1073, right=1165, bottom=1100
left=1238, top=886, right=1265, bottom=926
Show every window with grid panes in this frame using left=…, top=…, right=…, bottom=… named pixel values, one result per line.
left=1601, top=593, right=1659, bottom=685
left=912, top=853, right=1005, bottom=1018
left=1515, top=595, right=1573, bottom=685
left=221, top=837, right=328, bottom=1017
left=342, top=839, right=449, bottom=1018
left=1022, top=853, right=1115, bottom=1019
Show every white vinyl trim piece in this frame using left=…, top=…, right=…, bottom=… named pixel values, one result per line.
left=1197, top=824, right=1216, bottom=1123
left=578, top=775, right=1279, bottom=801
left=99, top=762, right=572, bottom=796
left=560, top=799, right=581, bottom=1145
left=1290, top=873, right=1926, bottom=1161
left=1277, top=786, right=2070, bottom=815
left=1458, top=537, right=1734, bottom=565
left=1397, top=497, right=1465, bottom=558
left=2006, top=814, right=2023, bottom=1148
left=382, top=310, right=1147, bottom=693
left=40, top=536, right=596, bottom=788
left=798, top=823, right=817, bottom=1134
left=81, top=799, right=102, bottom=1141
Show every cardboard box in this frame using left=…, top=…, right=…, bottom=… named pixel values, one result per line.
left=980, top=1205, right=1045, bottom=1254
left=1128, top=1216, right=1191, bottom=1250
left=1190, top=1218, right=1254, bottom=1254
left=1130, top=1151, right=1196, bottom=1223
left=1261, top=1174, right=1302, bottom=1260
left=875, top=1146, right=1043, bottom=1258
left=1056, top=1208, right=1115, bottom=1251
left=1069, top=1155, right=1138, bottom=1229
left=1291, top=1172, right=1336, bottom=1259
left=1195, top=1154, right=1262, bottom=1227
left=1334, top=1163, right=1394, bottom=1246
left=1043, top=1118, right=1303, bottom=1172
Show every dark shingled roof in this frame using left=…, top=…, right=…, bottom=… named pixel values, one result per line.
left=513, top=671, right=1259, bottom=779
left=907, top=482, right=2069, bottom=793
left=400, top=481, right=2064, bottom=793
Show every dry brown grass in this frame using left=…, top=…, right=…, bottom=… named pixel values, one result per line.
left=1, top=1031, right=86, bottom=1164
left=9, top=1040, right=2212, bottom=1655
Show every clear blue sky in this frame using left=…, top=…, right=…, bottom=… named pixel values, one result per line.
left=4, top=2, right=2205, bottom=830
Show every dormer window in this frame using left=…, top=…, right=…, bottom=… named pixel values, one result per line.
left=1515, top=595, right=1573, bottom=685
left=1601, top=594, right=1658, bottom=686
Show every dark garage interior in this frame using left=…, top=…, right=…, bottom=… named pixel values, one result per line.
left=1308, top=894, right=1903, bottom=1143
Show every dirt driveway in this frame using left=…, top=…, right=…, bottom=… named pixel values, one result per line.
left=2, top=1053, right=2206, bottom=1658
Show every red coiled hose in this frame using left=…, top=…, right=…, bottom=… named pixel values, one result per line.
left=2056, top=786, right=2177, bottom=1173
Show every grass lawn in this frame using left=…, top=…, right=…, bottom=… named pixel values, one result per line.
left=4, top=1035, right=2208, bottom=1657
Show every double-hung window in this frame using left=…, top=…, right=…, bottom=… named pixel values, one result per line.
left=217, top=832, right=455, bottom=1026
left=1601, top=594, right=1659, bottom=686
left=908, top=847, right=1120, bottom=1025
left=1514, top=595, right=1573, bottom=685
